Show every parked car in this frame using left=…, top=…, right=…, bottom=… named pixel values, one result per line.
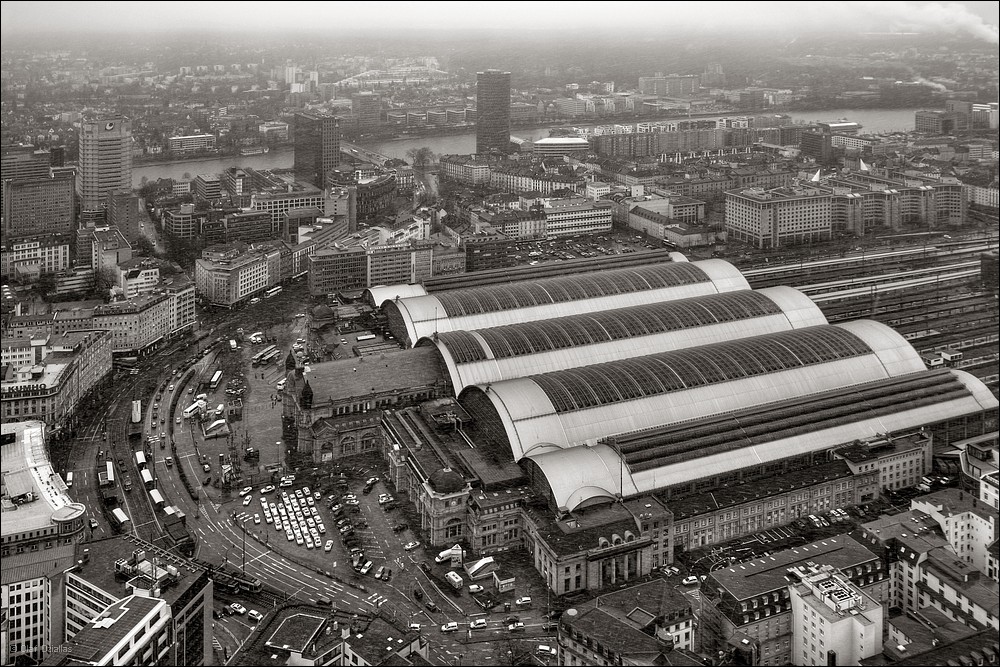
left=239, top=487, right=253, bottom=496
left=507, top=621, right=525, bottom=632
left=440, top=622, right=459, bottom=633
left=359, top=561, right=373, bottom=575
left=413, top=588, right=423, bottom=601
left=515, top=596, right=532, bottom=606
left=468, top=584, right=484, bottom=594
left=469, top=619, right=488, bottom=629
left=681, top=576, right=700, bottom=586
left=248, top=610, right=263, bottom=623
left=424, top=600, right=438, bottom=612
left=404, top=541, right=421, bottom=551
left=260, top=485, right=275, bottom=494
left=229, top=603, right=246, bottom=615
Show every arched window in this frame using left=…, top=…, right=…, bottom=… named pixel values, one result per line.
left=360, top=430, right=378, bottom=451
left=599, top=537, right=610, bottom=548
left=612, top=534, right=622, bottom=546
left=624, top=531, right=635, bottom=542
left=341, top=435, right=357, bottom=455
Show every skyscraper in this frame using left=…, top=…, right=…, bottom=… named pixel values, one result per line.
left=476, top=70, right=511, bottom=155
left=294, top=112, right=340, bottom=189
left=77, top=117, right=132, bottom=219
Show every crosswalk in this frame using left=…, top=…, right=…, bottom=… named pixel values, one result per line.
left=364, top=593, right=386, bottom=608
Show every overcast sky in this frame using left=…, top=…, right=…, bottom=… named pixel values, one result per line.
left=2, top=1, right=998, bottom=42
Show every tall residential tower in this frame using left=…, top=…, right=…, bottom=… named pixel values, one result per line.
left=476, top=69, right=511, bottom=155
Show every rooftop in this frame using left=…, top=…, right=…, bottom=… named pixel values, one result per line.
left=526, top=500, right=641, bottom=557
left=708, top=535, right=878, bottom=601
left=41, top=595, right=165, bottom=666
left=265, top=612, right=327, bottom=654
left=911, top=487, right=998, bottom=524
left=1, top=421, right=84, bottom=536
left=295, top=346, right=447, bottom=405
left=562, top=607, right=662, bottom=658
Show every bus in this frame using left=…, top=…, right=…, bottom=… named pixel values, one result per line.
left=65, top=472, right=73, bottom=488
left=135, top=451, right=147, bottom=469
left=356, top=334, right=376, bottom=342
left=229, top=339, right=237, bottom=351
left=149, top=489, right=164, bottom=509
left=110, top=507, right=131, bottom=533
left=209, top=370, right=223, bottom=390
left=251, top=344, right=278, bottom=366
left=141, top=468, right=154, bottom=489
left=260, top=349, right=281, bottom=365
left=265, top=286, right=282, bottom=299
left=105, top=461, right=115, bottom=487
left=130, top=400, right=143, bottom=425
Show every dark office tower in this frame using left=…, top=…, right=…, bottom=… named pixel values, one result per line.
left=294, top=112, right=340, bottom=189
left=476, top=70, right=511, bottom=155
left=351, top=92, right=382, bottom=132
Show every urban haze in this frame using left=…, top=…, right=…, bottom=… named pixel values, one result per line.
left=1, top=2, right=998, bottom=667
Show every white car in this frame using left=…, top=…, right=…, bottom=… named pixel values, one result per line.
left=324, top=540, right=334, bottom=552
left=515, top=596, right=532, bottom=606
left=440, top=622, right=459, bottom=633
left=260, top=485, right=275, bottom=494
left=469, top=584, right=484, bottom=594
left=253, top=514, right=260, bottom=524
left=469, top=618, right=488, bottom=629
left=681, top=575, right=700, bottom=586
left=229, top=603, right=246, bottom=615
left=248, top=609, right=263, bottom=623
left=404, top=541, right=421, bottom=551
left=359, top=561, right=374, bottom=575
left=242, top=496, right=253, bottom=506
left=239, top=487, right=253, bottom=497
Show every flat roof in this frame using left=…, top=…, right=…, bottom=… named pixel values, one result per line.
left=2, top=421, right=83, bottom=536
left=266, top=612, right=327, bottom=653
left=43, top=595, right=164, bottom=666
left=708, top=535, right=878, bottom=601
left=525, top=500, right=642, bottom=557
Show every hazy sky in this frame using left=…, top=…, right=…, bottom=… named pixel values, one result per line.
left=2, top=0, right=998, bottom=42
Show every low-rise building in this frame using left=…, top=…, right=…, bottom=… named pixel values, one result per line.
left=307, top=240, right=433, bottom=297
left=0, top=235, right=72, bottom=282
left=700, top=534, right=887, bottom=666
left=558, top=579, right=697, bottom=666
left=168, top=134, right=216, bottom=153
left=911, top=488, right=999, bottom=581
left=1, top=330, right=113, bottom=427
left=541, top=197, right=613, bottom=236
left=833, top=431, right=933, bottom=493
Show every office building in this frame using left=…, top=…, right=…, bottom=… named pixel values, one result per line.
left=162, top=204, right=203, bottom=239
left=1, top=235, right=72, bottom=282
left=307, top=241, right=433, bottom=297
left=915, top=109, right=967, bottom=134
left=2, top=172, right=76, bottom=240
left=1, top=329, right=113, bottom=427
left=167, top=133, right=216, bottom=154
left=58, top=538, right=213, bottom=665
left=194, top=242, right=281, bottom=307
left=541, top=197, right=613, bottom=236
left=351, top=91, right=382, bottom=131
left=293, top=112, right=340, bottom=189
left=476, top=70, right=512, bottom=154
left=106, top=189, right=143, bottom=242
left=192, top=173, right=222, bottom=203
left=788, top=564, right=884, bottom=666
left=77, top=117, right=132, bottom=216
left=1, top=421, right=86, bottom=664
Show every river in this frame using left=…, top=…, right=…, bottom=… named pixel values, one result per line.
left=132, top=108, right=923, bottom=186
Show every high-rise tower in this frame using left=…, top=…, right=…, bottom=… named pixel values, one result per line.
left=476, top=70, right=511, bottom=155
left=293, top=112, right=340, bottom=189
left=77, top=117, right=132, bottom=220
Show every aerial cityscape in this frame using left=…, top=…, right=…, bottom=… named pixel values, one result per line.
left=1, top=1, right=999, bottom=666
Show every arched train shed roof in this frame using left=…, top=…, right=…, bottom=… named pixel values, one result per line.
left=419, top=286, right=826, bottom=392
left=458, top=320, right=929, bottom=462
left=386, top=259, right=749, bottom=346
left=526, top=367, right=997, bottom=512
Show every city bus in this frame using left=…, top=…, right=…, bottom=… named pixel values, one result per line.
left=265, top=286, right=282, bottom=299
left=209, top=370, right=223, bottom=390
left=105, top=461, right=115, bottom=487
left=141, top=468, right=154, bottom=488
left=252, top=344, right=278, bottom=366
left=135, top=451, right=147, bottom=469
left=149, top=488, right=164, bottom=509
left=131, top=400, right=143, bottom=425
left=356, top=334, right=376, bottom=342
left=110, top=507, right=131, bottom=533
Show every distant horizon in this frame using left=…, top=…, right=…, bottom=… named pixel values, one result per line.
left=2, top=1, right=998, bottom=43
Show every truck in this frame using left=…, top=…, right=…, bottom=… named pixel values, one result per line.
left=445, top=571, right=464, bottom=590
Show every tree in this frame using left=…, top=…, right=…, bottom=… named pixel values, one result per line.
left=405, top=146, right=436, bottom=168
left=134, top=235, right=157, bottom=257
